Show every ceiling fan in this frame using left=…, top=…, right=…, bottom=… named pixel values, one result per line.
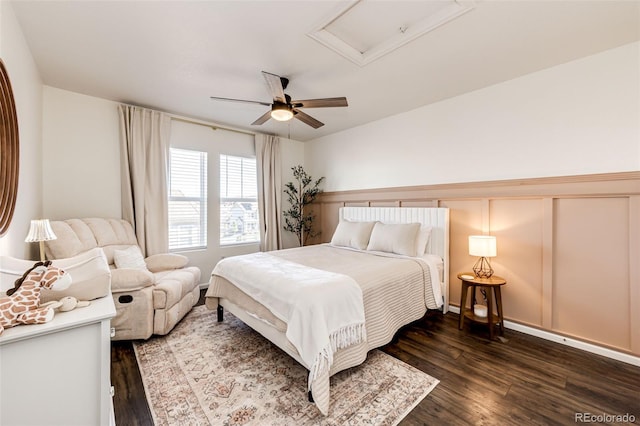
left=210, top=71, right=348, bottom=129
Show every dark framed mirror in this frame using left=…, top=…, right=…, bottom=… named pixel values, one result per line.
left=0, top=59, right=19, bottom=236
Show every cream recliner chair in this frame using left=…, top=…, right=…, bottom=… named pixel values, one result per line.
left=44, top=218, right=201, bottom=340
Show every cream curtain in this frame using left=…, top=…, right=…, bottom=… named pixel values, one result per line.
left=256, top=134, right=283, bottom=251
left=118, top=105, right=170, bottom=256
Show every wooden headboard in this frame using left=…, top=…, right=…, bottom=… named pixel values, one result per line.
left=339, top=206, right=450, bottom=311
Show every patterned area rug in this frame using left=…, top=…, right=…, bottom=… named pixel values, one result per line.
left=134, top=305, right=439, bottom=425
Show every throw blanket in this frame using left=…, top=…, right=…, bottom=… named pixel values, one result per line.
left=212, top=252, right=367, bottom=386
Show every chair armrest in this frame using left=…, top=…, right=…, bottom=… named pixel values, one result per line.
left=145, top=253, right=189, bottom=273
left=111, top=268, right=155, bottom=293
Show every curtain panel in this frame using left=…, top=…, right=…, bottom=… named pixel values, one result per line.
left=118, top=105, right=170, bottom=256
left=256, top=134, right=283, bottom=251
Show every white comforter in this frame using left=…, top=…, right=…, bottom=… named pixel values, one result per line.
left=211, top=252, right=367, bottom=387
left=208, top=244, right=443, bottom=415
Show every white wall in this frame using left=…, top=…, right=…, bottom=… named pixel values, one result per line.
left=0, top=1, right=43, bottom=259
left=306, top=41, right=640, bottom=192
left=42, top=87, right=121, bottom=219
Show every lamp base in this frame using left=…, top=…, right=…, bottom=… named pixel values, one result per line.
left=473, top=257, right=494, bottom=278
left=38, top=240, right=47, bottom=262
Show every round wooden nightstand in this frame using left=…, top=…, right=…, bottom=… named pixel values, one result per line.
left=457, top=272, right=506, bottom=340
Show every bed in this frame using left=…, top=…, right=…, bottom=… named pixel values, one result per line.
left=205, top=207, right=450, bottom=415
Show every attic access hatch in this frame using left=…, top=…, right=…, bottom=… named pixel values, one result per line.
left=308, top=0, right=475, bottom=66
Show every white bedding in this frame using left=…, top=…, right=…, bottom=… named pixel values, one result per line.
left=211, top=251, right=367, bottom=386
left=207, top=243, right=443, bottom=415
left=333, top=245, right=444, bottom=310
left=207, top=204, right=450, bottom=416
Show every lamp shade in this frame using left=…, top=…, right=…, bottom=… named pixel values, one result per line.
left=468, top=235, right=497, bottom=257
left=25, top=219, right=57, bottom=242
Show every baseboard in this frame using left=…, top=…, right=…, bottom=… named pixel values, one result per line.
left=447, top=305, right=640, bottom=367
left=198, top=282, right=209, bottom=290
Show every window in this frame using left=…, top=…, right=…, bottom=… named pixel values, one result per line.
left=168, top=148, right=207, bottom=250
left=220, top=155, right=259, bottom=245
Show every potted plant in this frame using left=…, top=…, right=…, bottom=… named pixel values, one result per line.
left=283, top=165, right=325, bottom=246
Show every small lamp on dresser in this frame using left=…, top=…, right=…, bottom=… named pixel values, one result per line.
left=468, top=235, right=497, bottom=278
left=25, top=219, right=57, bottom=261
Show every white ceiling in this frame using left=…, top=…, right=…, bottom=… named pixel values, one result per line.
left=10, top=0, right=640, bottom=142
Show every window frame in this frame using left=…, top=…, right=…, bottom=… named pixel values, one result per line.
left=219, top=154, right=260, bottom=247
left=168, top=147, right=208, bottom=251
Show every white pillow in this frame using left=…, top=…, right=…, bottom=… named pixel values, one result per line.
left=415, top=226, right=432, bottom=256
left=113, top=246, right=148, bottom=270
left=330, top=220, right=376, bottom=250
left=366, top=222, right=421, bottom=257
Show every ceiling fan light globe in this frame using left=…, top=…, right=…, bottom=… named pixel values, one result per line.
left=271, top=109, right=293, bottom=121
left=271, top=104, right=293, bottom=121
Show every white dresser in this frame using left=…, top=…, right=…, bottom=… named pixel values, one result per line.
left=0, top=296, right=116, bottom=426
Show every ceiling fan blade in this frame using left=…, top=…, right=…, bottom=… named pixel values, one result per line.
left=291, top=97, right=348, bottom=109
left=293, top=109, right=324, bottom=129
left=251, top=110, right=272, bottom=126
left=262, top=71, right=286, bottom=103
left=210, top=96, right=271, bottom=107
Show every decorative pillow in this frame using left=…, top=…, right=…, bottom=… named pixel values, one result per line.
left=415, top=226, right=432, bottom=256
left=330, top=220, right=376, bottom=250
left=113, top=246, right=148, bottom=270
left=366, top=222, right=421, bottom=257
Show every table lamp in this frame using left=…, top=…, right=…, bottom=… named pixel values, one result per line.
left=468, top=235, right=497, bottom=278
left=25, top=219, right=57, bottom=261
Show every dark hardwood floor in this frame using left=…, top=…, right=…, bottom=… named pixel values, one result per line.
left=111, top=292, right=640, bottom=425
